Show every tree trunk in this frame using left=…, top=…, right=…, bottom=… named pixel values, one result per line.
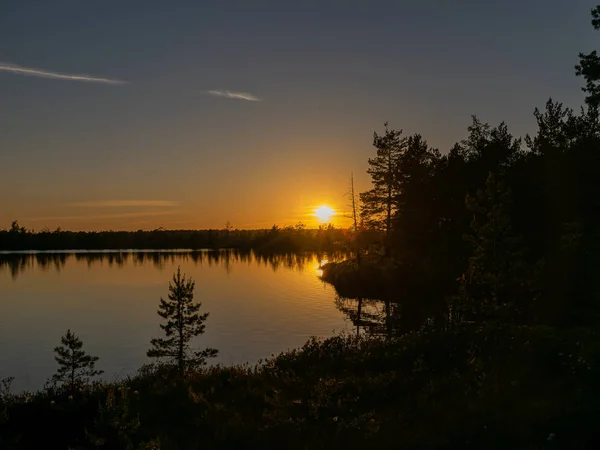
left=350, top=173, right=362, bottom=265
left=178, top=300, right=184, bottom=378
left=356, top=297, right=363, bottom=337
left=385, top=300, right=392, bottom=338
left=385, top=154, right=393, bottom=257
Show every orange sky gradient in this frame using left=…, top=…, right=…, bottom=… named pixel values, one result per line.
left=2, top=2, right=594, bottom=232
left=2, top=176, right=361, bottom=231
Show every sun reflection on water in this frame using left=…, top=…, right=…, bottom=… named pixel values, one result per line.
left=315, top=258, right=328, bottom=277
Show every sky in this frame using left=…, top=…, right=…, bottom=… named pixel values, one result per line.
left=0, top=0, right=597, bottom=231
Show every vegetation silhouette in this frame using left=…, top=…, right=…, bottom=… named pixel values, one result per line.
left=0, top=221, right=348, bottom=253
left=323, top=101, right=600, bottom=330
left=3, top=5, right=600, bottom=449
left=359, top=123, right=406, bottom=243
left=147, top=267, right=218, bottom=378
left=50, top=330, right=103, bottom=393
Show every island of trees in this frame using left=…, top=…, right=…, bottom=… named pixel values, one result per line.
left=2, top=6, right=600, bottom=450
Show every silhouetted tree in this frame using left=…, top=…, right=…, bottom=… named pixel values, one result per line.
left=345, top=173, right=363, bottom=263
left=456, top=173, right=539, bottom=323
left=9, top=221, right=25, bottom=234
left=392, top=134, right=442, bottom=260
left=524, top=99, right=576, bottom=156
left=147, top=267, right=217, bottom=378
left=0, top=376, right=14, bottom=425
left=360, top=123, right=406, bottom=250
left=460, top=117, right=523, bottom=179
left=52, top=329, right=103, bottom=392
left=347, top=172, right=360, bottom=233
left=576, top=5, right=600, bottom=107
left=0, top=222, right=348, bottom=252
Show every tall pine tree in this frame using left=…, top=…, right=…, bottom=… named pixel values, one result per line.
left=360, top=123, right=406, bottom=253
left=147, top=267, right=217, bottom=378
left=392, top=134, right=442, bottom=261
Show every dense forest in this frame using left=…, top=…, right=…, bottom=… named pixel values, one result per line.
left=0, top=222, right=347, bottom=253
left=326, top=61, right=600, bottom=331
left=3, top=6, right=600, bottom=450
left=325, top=95, right=600, bottom=329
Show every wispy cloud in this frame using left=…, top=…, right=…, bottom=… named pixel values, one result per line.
left=207, top=90, right=261, bottom=102
left=26, top=210, right=180, bottom=222
left=68, top=200, right=178, bottom=208
left=0, top=62, right=127, bottom=85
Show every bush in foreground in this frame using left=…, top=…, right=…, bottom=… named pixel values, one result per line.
left=1, top=323, right=599, bottom=449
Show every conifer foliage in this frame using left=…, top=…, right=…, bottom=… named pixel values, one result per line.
left=360, top=123, right=406, bottom=236
left=52, top=329, right=103, bottom=391
left=147, top=267, right=218, bottom=377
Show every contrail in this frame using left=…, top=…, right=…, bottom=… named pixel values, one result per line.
left=207, top=89, right=261, bottom=101
left=0, top=62, right=128, bottom=85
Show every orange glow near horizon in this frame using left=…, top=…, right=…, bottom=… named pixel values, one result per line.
left=1, top=138, right=369, bottom=232
left=315, top=258, right=329, bottom=277
left=5, top=198, right=355, bottom=232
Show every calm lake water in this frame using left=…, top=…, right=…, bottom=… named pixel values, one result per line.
left=0, top=251, right=351, bottom=392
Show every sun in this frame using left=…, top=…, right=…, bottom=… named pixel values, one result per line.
left=314, top=205, right=335, bottom=223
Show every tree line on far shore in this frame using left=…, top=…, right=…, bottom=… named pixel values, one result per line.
left=0, top=222, right=347, bottom=253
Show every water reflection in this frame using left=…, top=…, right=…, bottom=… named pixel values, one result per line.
left=335, top=293, right=446, bottom=337
left=334, top=296, right=402, bottom=337
left=314, top=258, right=328, bottom=277
left=0, top=250, right=346, bottom=280
left=0, top=250, right=351, bottom=392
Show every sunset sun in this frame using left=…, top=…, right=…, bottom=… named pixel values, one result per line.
left=314, top=205, right=335, bottom=223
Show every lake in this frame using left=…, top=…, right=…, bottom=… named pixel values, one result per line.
left=0, top=250, right=351, bottom=392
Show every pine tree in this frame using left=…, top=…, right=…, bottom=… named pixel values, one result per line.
left=456, top=173, right=539, bottom=323
left=392, top=134, right=442, bottom=263
left=52, top=329, right=103, bottom=391
left=359, top=123, right=406, bottom=241
left=576, top=6, right=600, bottom=107
left=147, top=267, right=217, bottom=378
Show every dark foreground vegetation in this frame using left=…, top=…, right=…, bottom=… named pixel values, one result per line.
left=3, top=6, right=600, bottom=450
left=2, top=325, right=599, bottom=450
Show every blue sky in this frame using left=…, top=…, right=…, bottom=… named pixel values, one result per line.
left=0, top=0, right=597, bottom=230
